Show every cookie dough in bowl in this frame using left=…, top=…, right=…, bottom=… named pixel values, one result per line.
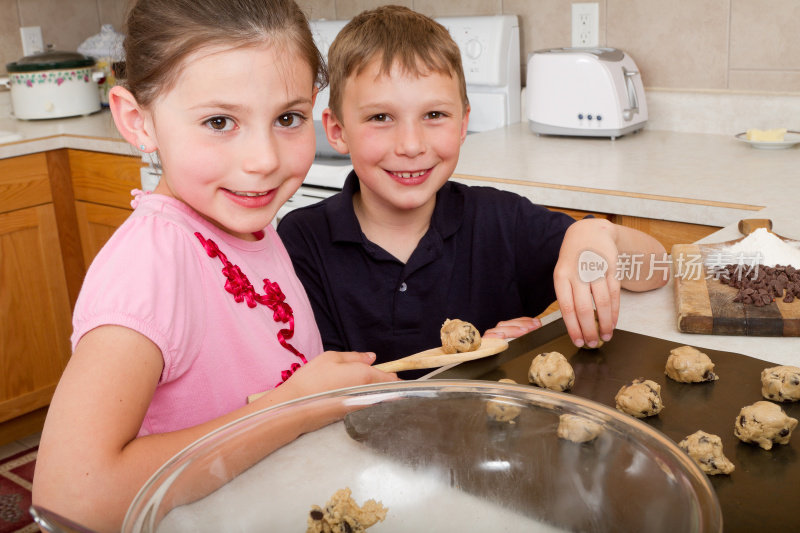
left=306, top=487, right=387, bottom=533
left=665, top=346, right=718, bottom=383
left=734, top=401, right=798, bottom=450
left=761, top=365, right=800, bottom=402
left=440, top=318, right=481, bottom=354
left=615, top=378, right=664, bottom=418
left=678, top=431, right=734, bottom=476
left=528, top=351, right=575, bottom=392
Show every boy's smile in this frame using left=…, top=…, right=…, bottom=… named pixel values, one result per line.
left=144, top=43, right=316, bottom=240
left=324, top=57, right=469, bottom=219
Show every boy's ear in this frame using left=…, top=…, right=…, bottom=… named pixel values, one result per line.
left=321, top=108, right=351, bottom=155
left=460, top=104, right=471, bottom=144
left=108, top=85, right=156, bottom=152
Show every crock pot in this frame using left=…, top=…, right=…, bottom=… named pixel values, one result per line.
left=1, top=50, right=104, bottom=120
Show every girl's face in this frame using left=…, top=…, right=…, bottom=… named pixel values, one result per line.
left=145, top=43, right=316, bottom=240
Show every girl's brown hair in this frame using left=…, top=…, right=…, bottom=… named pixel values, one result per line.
left=121, top=0, right=326, bottom=107
left=327, top=5, right=468, bottom=121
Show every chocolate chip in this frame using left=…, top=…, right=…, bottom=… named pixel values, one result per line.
left=343, top=522, right=353, bottom=533
left=310, top=510, right=324, bottom=520
left=779, top=428, right=790, bottom=437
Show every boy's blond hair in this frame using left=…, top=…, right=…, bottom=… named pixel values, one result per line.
left=327, top=5, right=468, bottom=121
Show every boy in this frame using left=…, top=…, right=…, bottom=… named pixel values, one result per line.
left=278, top=6, right=667, bottom=368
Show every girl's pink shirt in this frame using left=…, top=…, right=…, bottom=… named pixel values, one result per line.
left=71, top=191, right=323, bottom=436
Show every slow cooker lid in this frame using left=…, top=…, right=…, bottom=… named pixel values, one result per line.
left=6, top=50, right=95, bottom=73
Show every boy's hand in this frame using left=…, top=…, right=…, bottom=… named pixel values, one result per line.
left=553, top=219, right=621, bottom=348
left=284, top=351, right=400, bottom=399
left=484, top=316, right=542, bottom=340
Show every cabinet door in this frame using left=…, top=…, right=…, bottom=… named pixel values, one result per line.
left=0, top=204, right=72, bottom=425
left=69, top=149, right=143, bottom=209
left=75, top=201, right=132, bottom=269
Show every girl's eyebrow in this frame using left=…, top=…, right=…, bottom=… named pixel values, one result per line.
left=190, top=97, right=313, bottom=112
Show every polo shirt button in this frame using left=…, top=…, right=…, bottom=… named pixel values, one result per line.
left=399, top=282, right=407, bottom=292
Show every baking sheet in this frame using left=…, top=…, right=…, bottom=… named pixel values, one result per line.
left=436, top=319, right=800, bottom=533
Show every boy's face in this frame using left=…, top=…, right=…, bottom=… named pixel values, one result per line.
left=323, top=57, right=469, bottom=216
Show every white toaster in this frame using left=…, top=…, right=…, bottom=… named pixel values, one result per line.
left=526, top=47, right=647, bottom=139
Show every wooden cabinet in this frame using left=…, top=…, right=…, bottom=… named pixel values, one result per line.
left=611, top=215, right=719, bottom=253
left=546, top=205, right=720, bottom=251
left=0, top=149, right=141, bottom=445
left=70, top=149, right=139, bottom=266
left=0, top=154, right=73, bottom=443
left=74, top=201, right=133, bottom=268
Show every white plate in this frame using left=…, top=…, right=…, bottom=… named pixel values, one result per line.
left=735, top=130, right=800, bottom=149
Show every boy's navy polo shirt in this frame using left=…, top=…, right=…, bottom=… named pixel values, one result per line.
left=277, top=172, right=575, bottom=371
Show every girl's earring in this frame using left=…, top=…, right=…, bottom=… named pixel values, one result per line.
left=139, top=144, right=147, bottom=151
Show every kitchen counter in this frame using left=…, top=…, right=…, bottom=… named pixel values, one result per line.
left=2, top=110, right=797, bottom=367
left=455, top=122, right=797, bottom=229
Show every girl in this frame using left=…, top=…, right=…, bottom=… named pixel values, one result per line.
left=32, top=1, right=396, bottom=530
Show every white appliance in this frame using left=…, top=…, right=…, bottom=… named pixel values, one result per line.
left=277, top=15, right=522, bottom=224
left=526, top=47, right=647, bottom=139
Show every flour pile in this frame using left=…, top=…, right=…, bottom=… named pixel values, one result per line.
left=719, top=228, right=800, bottom=267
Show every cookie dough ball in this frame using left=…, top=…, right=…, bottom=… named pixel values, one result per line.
left=583, top=317, right=604, bottom=349
left=665, top=346, right=719, bottom=383
left=678, top=430, right=735, bottom=475
left=307, top=488, right=387, bottom=533
left=486, top=379, right=522, bottom=424
left=528, top=352, right=575, bottom=392
left=761, top=365, right=800, bottom=402
left=734, top=401, right=798, bottom=450
left=615, top=378, right=664, bottom=418
left=557, top=414, right=604, bottom=443
left=440, top=318, right=481, bottom=354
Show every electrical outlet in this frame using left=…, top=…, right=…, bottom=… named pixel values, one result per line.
left=20, top=26, right=44, bottom=56
left=571, top=3, right=599, bottom=47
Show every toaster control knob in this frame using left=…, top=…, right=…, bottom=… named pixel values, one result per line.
left=597, top=115, right=602, bottom=121
left=578, top=113, right=584, bottom=120
left=587, top=114, right=593, bottom=120
left=465, top=39, right=482, bottom=59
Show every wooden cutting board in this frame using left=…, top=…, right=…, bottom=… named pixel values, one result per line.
left=672, top=220, right=800, bottom=336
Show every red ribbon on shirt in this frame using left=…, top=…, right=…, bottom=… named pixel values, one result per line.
left=195, top=232, right=307, bottom=386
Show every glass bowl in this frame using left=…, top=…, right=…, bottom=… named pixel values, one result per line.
left=123, top=380, right=722, bottom=532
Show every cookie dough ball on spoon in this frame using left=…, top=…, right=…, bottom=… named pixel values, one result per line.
left=528, top=352, right=575, bottom=392
left=615, top=378, right=664, bottom=418
left=761, top=365, right=800, bottom=402
left=665, top=346, right=718, bottom=383
left=678, top=430, right=734, bottom=475
left=734, top=401, right=798, bottom=450
left=440, top=318, right=481, bottom=354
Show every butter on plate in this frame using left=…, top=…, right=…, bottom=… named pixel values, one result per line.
left=746, top=128, right=787, bottom=142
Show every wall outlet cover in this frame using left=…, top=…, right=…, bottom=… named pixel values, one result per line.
left=571, top=3, right=599, bottom=47
left=20, top=26, right=44, bottom=56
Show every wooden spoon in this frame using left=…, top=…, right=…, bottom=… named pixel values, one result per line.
left=246, top=338, right=509, bottom=403
left=373, top=337, right=509, bottom=373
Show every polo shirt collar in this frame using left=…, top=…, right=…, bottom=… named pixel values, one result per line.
left=324, top=170, right=464, bottom=243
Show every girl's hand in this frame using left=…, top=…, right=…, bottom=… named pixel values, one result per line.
left=484, top=317, right=542, bottom=340
left=282, top=350, right=400, bottom=399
